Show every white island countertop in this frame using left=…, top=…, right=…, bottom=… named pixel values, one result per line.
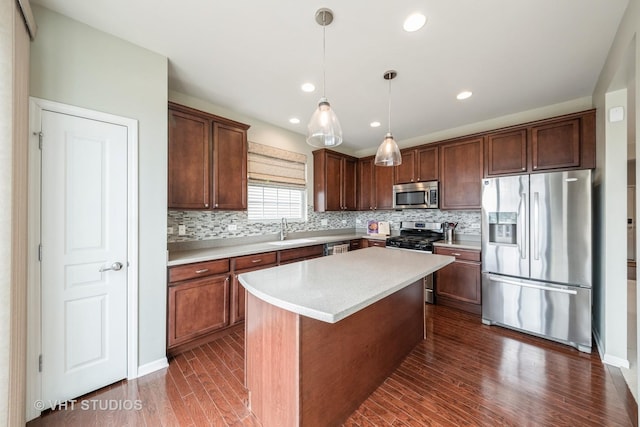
left=238, top=247, right=454, bottom=323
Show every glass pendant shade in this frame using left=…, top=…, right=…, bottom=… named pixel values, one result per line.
left=374, top=132, right=402, bottom=166
left=307, top=97, right=343, bottom=147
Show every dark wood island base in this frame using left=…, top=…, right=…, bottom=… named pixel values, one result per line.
left=245, top=280, right=424, bottom=426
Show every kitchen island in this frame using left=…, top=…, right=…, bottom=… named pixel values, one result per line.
left=238, top=247, right=454, bottom=427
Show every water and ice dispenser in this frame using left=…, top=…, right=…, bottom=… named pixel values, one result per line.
left=488, top=212, right=518, bottom=245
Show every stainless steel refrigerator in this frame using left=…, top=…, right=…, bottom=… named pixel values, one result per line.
left=481, top=169, right=592, bottom=352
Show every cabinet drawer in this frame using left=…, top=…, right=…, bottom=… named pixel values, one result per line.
left=169, top=258, right=231, bottom=283
left=434, top=247, right=480, bottom=262
left=279, top=245, right=324, bottom=263
left=233, top=252, right=277, bottom=270
left=368, top=239, right=386, bottom=248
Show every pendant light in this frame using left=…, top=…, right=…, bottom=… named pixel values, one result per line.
left=374, top=70, right=402, bottom=166
left=307, top=8, right=343, bottom=148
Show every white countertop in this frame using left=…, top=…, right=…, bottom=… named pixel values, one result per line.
left=238, top=247, right=454, bottom=324
left=168, top=233, right=388, bottom=266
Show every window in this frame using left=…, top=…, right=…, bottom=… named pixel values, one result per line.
left=247, top=184, right=305, bottom=221
left=246, top=141, right=307, bottom=221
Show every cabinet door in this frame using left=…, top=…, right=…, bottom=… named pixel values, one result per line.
left=374, top=164, right=394, bottom=210
left=358, top=157, right=374, bottom=210
left=485, top=129, right=527, bottom=176
left=435, top=260, right=481, bottom=304
left=325, top=152, right=344, bottom=211
left=168, top=109, right=211, bottom=209
left=213, top=123, right=247, bottom=209
left=530, top=119, right=580, bottom=171
left=168, top=275, right=230, bottom=348
left=394, top=149, right=416, bottom=184
left=440, top=137, right=483, bottom=209
left=343, top=157, right=358, bottom=210
left=416, top=146, right=438, bottom=182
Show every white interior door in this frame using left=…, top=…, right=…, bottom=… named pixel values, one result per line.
left=41, top=110, right=128, bottom=406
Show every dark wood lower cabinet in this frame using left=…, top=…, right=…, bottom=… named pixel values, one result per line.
left=434, top=247, right=481, bottom=315
left=167, top=274, right=230, bottom=348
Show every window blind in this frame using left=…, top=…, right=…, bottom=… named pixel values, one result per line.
left=247, top=142, right=307, bottom=188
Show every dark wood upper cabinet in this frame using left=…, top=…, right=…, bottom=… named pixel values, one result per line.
left=358, top=157, right=374, bottom=210
left=374, top=164, right=394, bottom=210
left=168, top=102, right=249, bottom=210
left=439, top=137, right=484, bottom=210
left=395, top=146, right=439, bottom=184
left=357, top=156, right=394, bottom=210
left=313, top=149, right=358, bottom=212
left=213, top=123, right=247, bottom=209
left=168, top=109, right=211, bottom=209
left=485, top=129, right=527, bottom=176
left=484, top=110, right=595, bottom=177
left=530, top=118, right=580, bottom=171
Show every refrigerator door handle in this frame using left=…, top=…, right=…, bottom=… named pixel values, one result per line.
left=518, top=193, right=527, bottom=259
left=487, top=274, right=578, bottom=295
left=533, top=192, right=540, bottom=260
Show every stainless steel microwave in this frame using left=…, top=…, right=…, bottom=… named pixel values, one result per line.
left=392, top=181, right=439, bottom=209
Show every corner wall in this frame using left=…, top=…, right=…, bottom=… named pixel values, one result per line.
left=593, top=0, right=638, bottom=366
left=29, top=6, right=169, bottom=367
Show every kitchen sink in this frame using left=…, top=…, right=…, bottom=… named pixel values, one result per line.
left=267, top=238, right=317, bottom=246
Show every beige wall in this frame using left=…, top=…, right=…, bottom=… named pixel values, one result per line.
left=29, top=5, right=169, bottom=367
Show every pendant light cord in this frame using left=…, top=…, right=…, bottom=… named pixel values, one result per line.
left=322, top=12, right=326, bottom=98
left=387, top=77, right=392, bottom=134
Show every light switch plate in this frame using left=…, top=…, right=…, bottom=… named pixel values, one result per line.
left=178, top=225, right=186, bottom=235
left=321, top=219, right=328, bottom=226
left=228, top=224, right=237, bottom=231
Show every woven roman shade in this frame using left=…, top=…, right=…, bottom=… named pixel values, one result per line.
left=247, top=142, right=307, bottom=188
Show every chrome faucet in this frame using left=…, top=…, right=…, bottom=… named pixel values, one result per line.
left=280, top=217, right=288, bottom=240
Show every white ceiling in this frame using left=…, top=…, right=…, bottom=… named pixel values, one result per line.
left=32, top=0, right=629, bottom=152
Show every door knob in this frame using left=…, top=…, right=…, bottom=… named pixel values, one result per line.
left=99, top=262, right=124, bottom=272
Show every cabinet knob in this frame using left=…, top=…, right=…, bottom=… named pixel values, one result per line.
left=521, top=167, right=526, bottom=171
left=215, top=203, right=219, bottom=207
left=205, top=203, right=209, bottom=207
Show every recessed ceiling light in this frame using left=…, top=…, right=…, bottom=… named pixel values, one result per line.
left=456, top=91, right=473, bottom=100
left=403, top=13, right=427, bottom=32
left=301, top=83, right=315, bottom=93
left=370, top=121, right=381, bottom=128
left=289, top=117, right=301, bottom=124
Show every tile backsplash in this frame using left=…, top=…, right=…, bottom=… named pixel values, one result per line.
left=168, top=207, right=480, bottom=242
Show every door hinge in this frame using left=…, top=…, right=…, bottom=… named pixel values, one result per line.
left=38, top=354, right=42, bottom=372
left=38, top=244, right=42, bottom=262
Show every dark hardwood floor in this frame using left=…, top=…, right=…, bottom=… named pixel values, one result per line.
left=29, top=305, right=636, bottom=426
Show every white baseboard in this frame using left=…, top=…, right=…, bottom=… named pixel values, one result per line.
left=603, top=354, right=631, bottom=369
left=593, top=327, right=631, bottom=368
left=136, top=357, right=169, bottom=378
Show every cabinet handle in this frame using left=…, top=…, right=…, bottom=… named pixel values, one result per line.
left=251, top=259, right=262, bottom=263
left=451, top=253, right=461, bottom=257
left=195, top=268, right=209, bottom=274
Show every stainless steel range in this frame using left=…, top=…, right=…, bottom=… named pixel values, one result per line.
left=386, top=221, right=444, bottom=253
left=386, top=221, right=444, bottom=304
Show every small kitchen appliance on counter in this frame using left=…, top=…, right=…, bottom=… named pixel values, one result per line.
left=386, top=221, right=444, bottom=304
